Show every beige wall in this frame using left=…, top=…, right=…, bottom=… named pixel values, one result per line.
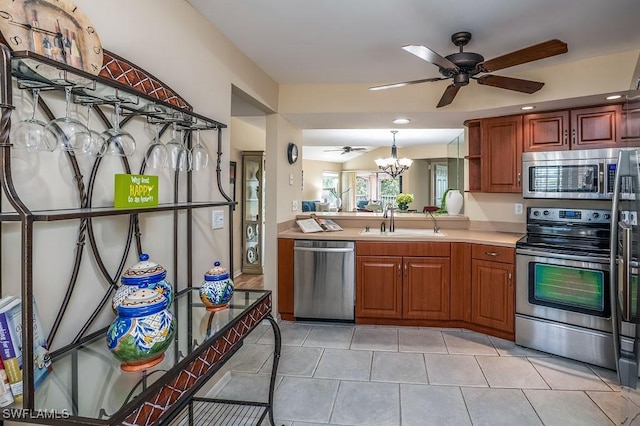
left=301, top=160, right=343, bottom=201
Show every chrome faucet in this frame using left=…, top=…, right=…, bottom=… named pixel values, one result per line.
left=426, top=210, right=440, bottom=233
left=383, top=203, right=395, bottom=232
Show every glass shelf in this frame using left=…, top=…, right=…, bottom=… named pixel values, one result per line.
left=0, top=201, right=234, bottom=222
left=24, top=289, right=273, bottom=424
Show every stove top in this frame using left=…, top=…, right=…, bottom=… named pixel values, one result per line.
left=517, top=207, right=612, bottom=258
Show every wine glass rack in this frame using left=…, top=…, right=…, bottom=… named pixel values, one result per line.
left=0, top=44, right=281, bottom=425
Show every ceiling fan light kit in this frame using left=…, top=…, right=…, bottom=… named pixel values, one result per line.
left=370, top=31, right=568, bottom=108
left=375, top=130, right=413, bottom=179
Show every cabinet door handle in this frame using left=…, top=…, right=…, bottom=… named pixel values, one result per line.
left=485, top=251, right=499, bottom=257
left=517, top=172, right=521, bottom=187
left=572, top=128, right=576, bottom=145
left=508, top=272, right=513, bottom=286
left=398, top=264, right=401, bottom=277
left=564, top=129, right=568, bottom=145
left=404, top=263, right=407, bottom=276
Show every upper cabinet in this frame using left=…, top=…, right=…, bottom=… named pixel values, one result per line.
left=481, top=115, right=523, bottom=193
left=467, top=102, right=625, bottom=193
left=523, top=104, right=621, bottom=152
left=523, top=110, right=570, bottom=152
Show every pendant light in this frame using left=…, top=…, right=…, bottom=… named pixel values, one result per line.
left=374, top=130, right=412, bottom=178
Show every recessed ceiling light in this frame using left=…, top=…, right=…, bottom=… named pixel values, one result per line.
left=606, top=94, right=622, bottom=100
left=521, top=106, right=535, bottom=110
left=393, top=118, right=411, bottom=124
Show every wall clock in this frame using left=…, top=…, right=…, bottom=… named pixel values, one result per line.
left=287, top=142, right=298, bottom=165
left=0, top=0, right=104, bottom=75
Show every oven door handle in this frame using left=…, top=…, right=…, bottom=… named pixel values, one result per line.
left=516, top=248, right=610, bottom=264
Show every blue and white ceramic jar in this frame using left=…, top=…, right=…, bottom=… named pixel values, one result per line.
left=199, top=261, right=234, bottom=311
left=112, top=253, right=173, bottom=312
left=106, top=288, right=176, bottom=372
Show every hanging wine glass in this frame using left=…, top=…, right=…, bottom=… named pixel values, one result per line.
left=102, top=102, right=136, bottom=157
left=10, top=88, right=56, bottom=152
left=44, top=86, right=88, bottom=152
left=190, top=130, right=209, bottom=171
left=75, top=104, right=107, bottom=157
left=166, top=122, right=188, bottom=171
left=144, top=122, right=167, bottom=169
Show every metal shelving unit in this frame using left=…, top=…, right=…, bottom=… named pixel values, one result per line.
left=0, top=44, right=280, bottom=425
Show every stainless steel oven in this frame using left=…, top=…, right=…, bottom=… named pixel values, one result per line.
left=515, top=207, right=616, bottom=368
left=522, top=148, right=628, bottom=200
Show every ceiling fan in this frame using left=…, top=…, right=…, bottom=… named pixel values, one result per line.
left=369, top=31, right=568, bottom=108
left=324, top=146, right=368, bottom=155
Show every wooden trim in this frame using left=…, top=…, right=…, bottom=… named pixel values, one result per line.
left=356, top=241, right=450, bottom=257
left=277, top=239, right=294, bottom=316
left=450, top=242, right=471, bottom=322
left=100, top=49, right=192, bottom=110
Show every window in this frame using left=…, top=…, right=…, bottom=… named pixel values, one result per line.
left=322, top=171, right=340, bottom=207
left=378, top=173, right=401, bottom=206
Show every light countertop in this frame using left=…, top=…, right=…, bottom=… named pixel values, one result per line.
left=278, top=227, right=523, bottom=247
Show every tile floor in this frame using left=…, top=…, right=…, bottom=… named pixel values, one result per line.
left=207, top=321, right=636, bottom=425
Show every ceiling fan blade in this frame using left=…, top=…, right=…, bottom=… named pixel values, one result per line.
left=369, top=77, right=445, bottom=91
left=477, top=75, right=544, bottom=94
left=477, top=39, right=567, bottom=73
left=402, top=45, right=459, bottom=71
left=437, top=84, right=460, bottom=108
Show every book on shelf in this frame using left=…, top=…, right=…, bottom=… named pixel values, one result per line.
left=296, top=214, right=343, bottom=233
left=0, top=296, right=52, bottom=403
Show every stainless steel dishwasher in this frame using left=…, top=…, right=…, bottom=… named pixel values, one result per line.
left=293, top=240, right=355, bottom=321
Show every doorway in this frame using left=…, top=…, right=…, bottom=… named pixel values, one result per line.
left=433, top=163, right=448, bottom=207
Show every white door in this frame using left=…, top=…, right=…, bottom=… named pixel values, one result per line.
left=433, top=164, right=448, bottom=206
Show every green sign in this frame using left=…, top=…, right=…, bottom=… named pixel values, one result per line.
left=114, top=174, right=159, bottom=208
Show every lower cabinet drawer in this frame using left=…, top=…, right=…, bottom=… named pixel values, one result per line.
left=471, top=244, right=514, bottom=263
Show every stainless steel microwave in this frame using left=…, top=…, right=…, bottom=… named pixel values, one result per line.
left=522, top=148, right=635, bottom=199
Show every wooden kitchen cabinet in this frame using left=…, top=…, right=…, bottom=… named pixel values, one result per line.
left=523, top=110, right=570, bottom=152
left=470, top=244, right=515, bottom=337
left=523, top=105, right=621, bottom=152
left=356, top=256, right=403, bottom=319
left=277, top=238, right=295, bottom=320
left=622, top=105, right=640, bottom=145
left=481, top=115, right=523, bottom=193
left=355, top=242, right=451, bottom=322
left=403, top=257, right=450, bottom=320
left=570, top=104, right=620, bottom=149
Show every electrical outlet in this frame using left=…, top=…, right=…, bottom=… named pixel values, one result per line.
left=212, top=211, right=224, bottom=229
left=515, top=203, right=523, bottom=215
left=292, top=200, right=298, bottom=211
left=289, top=174, right=294, bottom=185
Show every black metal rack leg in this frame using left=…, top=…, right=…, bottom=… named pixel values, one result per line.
left=265, top=315, right=281, bottom=426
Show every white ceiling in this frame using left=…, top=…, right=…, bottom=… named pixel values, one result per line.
left=189, top=0, right=640, bottom=160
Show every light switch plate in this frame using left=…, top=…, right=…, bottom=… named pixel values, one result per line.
left=212, top=210, right=224, bottom=229
left=289, top=174, right=294, bottom=185
left=515, top=203, right=523, bottom=215
left=292, top=200, right=297, bottom=211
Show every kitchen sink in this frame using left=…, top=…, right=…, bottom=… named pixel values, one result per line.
left=359, top=228, right=447, bottom=237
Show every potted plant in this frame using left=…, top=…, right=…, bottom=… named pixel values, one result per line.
left=395, top=193, right=414, bottom=211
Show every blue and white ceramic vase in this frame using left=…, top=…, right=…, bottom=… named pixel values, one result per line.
left=107, top=288, right=176, bottom=372
left=199, top=261, right=234, bottom=311
left=112, top=253, right=173, bottom=312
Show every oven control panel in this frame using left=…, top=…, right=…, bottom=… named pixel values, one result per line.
left=528, top=208, right=611, bottom=223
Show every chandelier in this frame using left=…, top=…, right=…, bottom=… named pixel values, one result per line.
left=375, top=130, right=413, bottom=178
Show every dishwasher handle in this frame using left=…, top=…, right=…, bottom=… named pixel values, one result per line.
left=294, top=246, right=354, bottom=253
